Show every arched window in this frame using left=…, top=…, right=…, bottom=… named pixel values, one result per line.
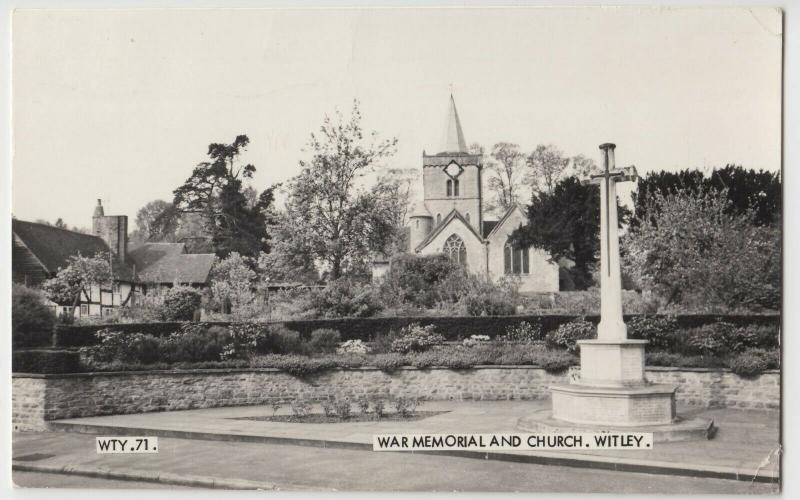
left=504, top=239, right=530, bottom=274
left=436, top=213, right=442, bottom=224
left=443, top=234, right=467, bottom=266
left=453, top=179, right=460, bottom=196
left=446, top=179, right=453, bottom=196
left=415, top=220, right=419, bottom=228
left=465, top=212, right=470, bottom=223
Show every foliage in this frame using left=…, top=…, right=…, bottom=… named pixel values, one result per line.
left=42, top=253, right=112, bottom=316
left=514, top=177, right=630, bottom=288
left=210, top=253, right=256, bottom=315
left=308, top=279, right=383, bottom=318
left=476, top=142, right=525, bottom=213
left=624, top=188, right=780, bottom=310
left=726, top=348, right=779, bottom=378
left=497, top=321, right=543, bottom=343
left=164, top=324, right=231, bottom=363
left=337, top=339, right=370, bottom=354
left=626, top=315, right=678, bottom=350
left=459, top=279, right=517, bottom=316
left=290, top=399, right=312, bottom=418
left=682, top=323, right=778, bottom=357
left=390, top=324, right=444, bottom=353
left=372, top=398, right=386, bottom=419
left=545, top=318, right=596, bottom=353
left=83, top=329, right=162, bottom=365
left=537, top=350, right=577, bottom=373
left=12, top=349, right=82, bottom=374
left=12, top=284, right=56, bottom=348
left=172, top=134, right=277, bottom=257
left=632, top=166, right=781, bottom=228
left=274, top=101, right=399, bottom=280
left=160, top=286, right=202, bottom=321
left=394, top=397, right=419, bottom=418
left=372, top=353, right=406, bottom=372
left=333, top=398, right=352, bottom=420
left=308, top=328, right=342, bottom=354
left=462, top=335, right=491, bottom=348
left=252, top=324, right=306, bottom=356
left=379, top=254, right=467, bottom=309
left=526, top=144, right=570, bottom=194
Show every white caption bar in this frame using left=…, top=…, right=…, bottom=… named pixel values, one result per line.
left=96, top=436, right=159, bottom=454
left=373, top=433, right=652, bottom=451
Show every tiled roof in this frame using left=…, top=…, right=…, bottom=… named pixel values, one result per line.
left=482, top=220, right=499, bottom=238
left=12, top=219, right=134, bottom=280
left=129, top=242, right=216, bottom=285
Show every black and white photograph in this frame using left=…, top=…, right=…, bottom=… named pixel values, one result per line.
left=3, top=3, right=792, bottom=496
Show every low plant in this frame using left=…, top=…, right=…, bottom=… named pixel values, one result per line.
left=394, top=397, right=412, bottom=418
left=333, top=398, right=352, bottom=420
left=372, top=398, right=386, bottom=419
left=626, top=315, right=678, bottom=350
left=391, top=324, right=444, bottom=354
left=271, top=402, right=282, bottom=417
left=726, top=348, right=779, bottom=378
left=538, top=350, right=577, bottom=373
left=290, top=399, right=312, bottom=418
left=373, top=353, right=405, bottom=372
left=462, top=335, right=490, bottom=348
left=321, top=398, right=336, bottom=417
left=497, top=321, right=542, bottom=343
left=308, top=328, right=342, bottom=354
left=357, top=397, right=370, bottom=415
left=545, top=318, right=596, bottom=354
left=337, top=339, right=370, bottom=355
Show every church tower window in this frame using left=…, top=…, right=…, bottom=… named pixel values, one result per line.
left=504, top=240, right=529, bottom=274
left=453, top=179, right=460, bottom=196
left=437, top=213, right=442, bottom=224
left=465, top=213, right=470, bottom=222
left=443, top=234, right=467, bottom=266
left=446, top=179, right=453, bottom=196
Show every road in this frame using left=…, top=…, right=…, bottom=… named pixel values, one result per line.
left=13, top=432, right=780, bottom=494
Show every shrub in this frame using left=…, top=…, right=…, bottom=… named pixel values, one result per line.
left=394, top=397, right=413, bottom=418
left=12, top=349, right=82, bottom=373
left=462, top=335, right=491, bottom=348
left=497, top=321, right=543, bottom=343
left=165, top=324, right=231, bottom=362
left=379, top=254, right=466, bottom=308
left=545, top=319, right=596, bottom=353
left=83, top=329, right=163, bottom=365
left=321, top=399, right=335, bottom=417
left=373, top=353, right=405, bottom=372
left=308, top=279, right=383, bottom=318
left=221, top=323, right=262, bottom=360
left=12, top=284, right=56, bottom=348
left=391, top=324, right=445, bottom=353
left=252, top=324, right=305, bottom=355
left=337, top=339, right=370, bottom=354
left=685, top=323, right=736, bottom=356
left=460, top=281, right=517, bottom=316
left=726, top=348, right=779, bottom=377
left=538, top=350, right=577, bottom=373
left=160, top=286, right=202, bottom=321
left=372, top=398, right=386, bottom=419
left=370, top=330, right=398, bottom=354
left=290, top=399, right=311, bottom=418
left=626, top=315, right=678, bottom=350
left=333, top=398, right=352, bottom=420
left=308, top=328, right=342, bottom=354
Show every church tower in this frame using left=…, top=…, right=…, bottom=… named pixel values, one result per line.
left=421, top=95, right=483, bottom=232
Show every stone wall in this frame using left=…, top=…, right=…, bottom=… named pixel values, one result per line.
left=12, top=366, right=780, bottom=431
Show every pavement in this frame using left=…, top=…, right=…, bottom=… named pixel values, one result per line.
left=12, top=433, right=779, bottom=493
left=12, top=401, right=781, bottom=491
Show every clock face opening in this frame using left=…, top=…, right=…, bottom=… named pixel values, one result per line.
left=444, top=162, right=463, bottom=179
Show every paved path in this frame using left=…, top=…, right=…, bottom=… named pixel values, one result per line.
left=46, top=400, right=780, bottom=481
left=12, top=432, right=779, bottom=493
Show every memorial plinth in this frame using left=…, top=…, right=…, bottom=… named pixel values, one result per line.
left=518, top=143, right=712, bottom=441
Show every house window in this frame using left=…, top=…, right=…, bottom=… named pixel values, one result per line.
left=103, top=307, right=114, bottom=316
left=504, top=240, right=530, bottom=274
left=443, top=234, right=467, bottom=266
left=112, top=282, right=120, bottom=293
left=80, top=305, right=88, bottom=316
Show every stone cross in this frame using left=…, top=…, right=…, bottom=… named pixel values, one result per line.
left=582, top=143, right=637, bottom=341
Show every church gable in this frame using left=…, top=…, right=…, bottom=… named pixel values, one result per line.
left=485, top=204, right=528, bottom=243
left=415, top=209, right=484, bottom=253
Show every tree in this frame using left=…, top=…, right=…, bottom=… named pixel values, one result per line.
left=512, top=176, right=630, bottom=288
left=210, top=252, right=256, bottom=314
left=570, top=154, right=600, bottom=179
left=276, top=100, right=398, bottom=280
left=135, top=200, right=172, bottom=239
left=42, top=253, right=112, bottom=319
left=172, top=134, right=276, bottom=257
left=623, top=188, right=780, bottom=310
left=526, top=144, right=570, bottom=194
left=632, top=166, right=781, bottom=227
left=486, top=142, right=525, bottom=212
left=375, top=167, right=418, bottom=255
left=54, top=218, right=67, bottom=229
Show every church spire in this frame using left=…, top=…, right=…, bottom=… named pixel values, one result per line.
left=440, top=94, right=468, bottom=154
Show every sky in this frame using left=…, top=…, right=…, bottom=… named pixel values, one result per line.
left=11, top=7, right=782, bottom=230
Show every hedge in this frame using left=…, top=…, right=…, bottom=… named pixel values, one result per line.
left=52, top=314, right=780, bottom=347
left=13, top=349, right=82, bottom=374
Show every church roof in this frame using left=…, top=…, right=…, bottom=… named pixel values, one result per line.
left=414, top=209, right=484, bottom=253
left=439, top=94, right=468, bottom=154
left=481, top=220, right=499, bottom=238
left=484, top=204, right=528, bottom=240
left=409, top=201, right=432, bottom=218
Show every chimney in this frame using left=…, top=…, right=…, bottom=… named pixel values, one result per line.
left=92, top=199, right=128, bottom=264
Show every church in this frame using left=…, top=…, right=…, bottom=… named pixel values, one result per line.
left=377, top=96, right=560, bottom=293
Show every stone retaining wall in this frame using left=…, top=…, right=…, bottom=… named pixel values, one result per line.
left=12, top=366, right=780, bottom=431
